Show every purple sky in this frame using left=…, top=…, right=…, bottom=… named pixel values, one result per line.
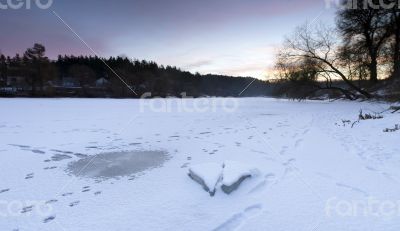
left=0, top=0, right=336, bottom=79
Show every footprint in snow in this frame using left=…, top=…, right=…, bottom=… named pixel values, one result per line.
left=86, top=146, right=99, bottom=149
left=21, top=205, right=34, bottom=214
left=69, top=201, right=80, bottom=207
left=213, top=204, right=264, bottom=231
left=44, top=166, right=57, bottom=170
left=279, top=146, right=289, bottom=155
left=74, top=153, right=88, bottom=158
left=181, top=163, right=190, bottom=168
left=0, top=188, right=10, bottom=194
left=51, top=154, right=72, bottom=161
left=43, top=216, right=56, bottom=223
left=45, top=199, right=58, bottom=204
left=9, top=144, right=30, bottom=148
left=283, top=158, right=296, bottom=166
left=295, top=139, right=303, bottom=147
left=31, top=149, right=45, bottom=154
left=25, top=173, right=34, bottom=180
left=62, top=192, right=73, bottom=197
left=82, top=186, right=91, bottom=193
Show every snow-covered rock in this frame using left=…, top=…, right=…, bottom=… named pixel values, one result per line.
left=188, top=163, right=223, bottom=196
left=221, top=161, right=258, bottom=194
left=188, top=161, right=259, bottom=196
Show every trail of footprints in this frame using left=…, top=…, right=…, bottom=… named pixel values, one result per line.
left=3, top=144, right=111, bottom=226
left=5, top=120, right=304, bottom=227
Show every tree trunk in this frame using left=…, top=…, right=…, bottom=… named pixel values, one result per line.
left=31, top=73, right=37, bottom=97
left=365, top=33, right=379, bottom=83
left=38, top=63, right=43, bottom=95
left=369, top=52, right=378, bottom=83
left=0, top=64, right=7, bottom=87
left=393, top=14, right=400, bottom=79
left=394, top=39, right=400, bottom=78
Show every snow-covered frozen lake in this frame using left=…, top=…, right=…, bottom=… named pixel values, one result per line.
left=0, top=98, right=399, bottom=231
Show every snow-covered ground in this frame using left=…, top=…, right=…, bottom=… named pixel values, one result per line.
left=0, top=98, right=399, bottom=231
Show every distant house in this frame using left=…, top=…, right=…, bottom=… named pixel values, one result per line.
left=47, top=77, right=80, bottom=88
left=0, top=76, right=30, bottom=96
left=60, top=77, right=81, bottom=88
left=0, top=77, right=6, bottom=86
left=138, top=84, right=147, bottom=90
left=95, top=77, right=110, bottom=87
left=44, top=77, right=82, bottom=96
left=6, top=76, right=28, bottom=88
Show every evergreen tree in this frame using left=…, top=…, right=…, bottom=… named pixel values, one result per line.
left=0, top=54, right=7, bottom=86
left=23, top=43, right=48, bottom=95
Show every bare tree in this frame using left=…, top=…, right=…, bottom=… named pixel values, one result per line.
left=277, top=23, right=371, bottom=99
left=337, top=0, right=392, bottom=83
left=387, top=1, right=400, bottom=78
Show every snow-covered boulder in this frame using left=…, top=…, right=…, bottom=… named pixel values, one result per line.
left=188, top=163, right=223, bottom=196
left=221, top=161, right=258, bottom=194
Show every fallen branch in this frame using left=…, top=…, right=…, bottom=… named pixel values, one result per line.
left=358, top=110, right=383, bottom=120
left=383, top=124, right=400, bottom=133
left=390, top=106, right=400, bottom=113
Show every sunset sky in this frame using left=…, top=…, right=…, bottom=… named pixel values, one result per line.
left=0, top=0, right=337, bottom=79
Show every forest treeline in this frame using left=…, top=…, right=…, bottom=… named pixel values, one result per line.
left=0, top=44, right=270, bottom=98
left=274, top=0, right=400, bottom=100
left=2, top=0, right=400, bottom=100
